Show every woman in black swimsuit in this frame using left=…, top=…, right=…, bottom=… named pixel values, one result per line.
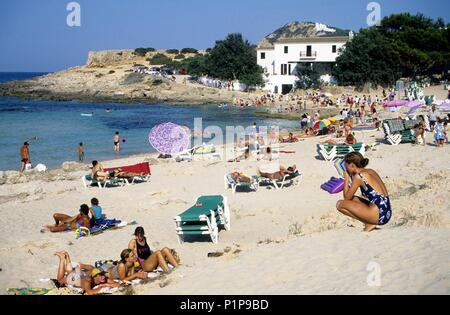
left=128, top=227, right=180, bottom=273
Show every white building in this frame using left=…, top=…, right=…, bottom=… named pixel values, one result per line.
left=257, top=33, right=353, bottom=94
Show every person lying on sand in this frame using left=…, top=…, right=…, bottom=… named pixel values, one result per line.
left=128, top=227, right=180, bottom=273
left=258, top=164, right=297, bottom=180
left=279, top=133, right=299, bottom=143
left=45, top=204, right=90, bottom=232
left=336, top=152, right=392, bottom=232
left=54, top=251, right=119, bottom=295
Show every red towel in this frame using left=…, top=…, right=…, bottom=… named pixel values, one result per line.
left=104, top=162, right=151, bottom=175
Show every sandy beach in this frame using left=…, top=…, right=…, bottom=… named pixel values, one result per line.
left=1, top=112, right=449, bottom=294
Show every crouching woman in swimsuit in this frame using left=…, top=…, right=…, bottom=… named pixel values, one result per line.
left=336, top=152, right=392, bottom=232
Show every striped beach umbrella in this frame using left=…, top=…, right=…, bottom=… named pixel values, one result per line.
left=313, top=119, right=331, bottom=129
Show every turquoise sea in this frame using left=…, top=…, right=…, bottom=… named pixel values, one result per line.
left=0, top=72, right=299, bottom=171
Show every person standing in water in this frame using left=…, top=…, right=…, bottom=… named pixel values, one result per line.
left=114, top=131, right=120, bottom=152
left=20, top=142, right=30, bottom=173
left=78, top=143, right=84, bottom=162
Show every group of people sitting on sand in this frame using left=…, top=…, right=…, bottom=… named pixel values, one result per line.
left=45, top=198, right=103, bottom=233
left=53, top=226, right=180, bottom=295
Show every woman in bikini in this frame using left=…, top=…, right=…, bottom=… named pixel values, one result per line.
left=128, top=227, right=180, bottom=273
left=45, top=204, right=90, bottom=233
left=107, top=249, right=148, bottom=282
left=91, top=160, right=110, bottom=181
left=336, top=152, right=392, bottom=232
left=54, top=251, right=93, bottom=288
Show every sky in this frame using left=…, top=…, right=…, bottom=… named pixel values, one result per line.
left=0, top=0, right=449, bottom=72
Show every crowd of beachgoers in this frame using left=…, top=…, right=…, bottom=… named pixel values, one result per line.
left=2, top=84, right=450, bottom=295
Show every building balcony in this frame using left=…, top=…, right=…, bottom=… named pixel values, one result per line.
left=299, top=51, right=317, bottom=59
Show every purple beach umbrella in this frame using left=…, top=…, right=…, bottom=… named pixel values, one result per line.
left=148, top=122, right=190, bottom=155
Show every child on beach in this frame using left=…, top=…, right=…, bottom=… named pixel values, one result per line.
left=415, top=121, right=426, bottom=145
left=89, top=198, right=103, bottom=226
left=78, top=143, right=84, bottom=162
left=434, top=117, right=446, bottom=147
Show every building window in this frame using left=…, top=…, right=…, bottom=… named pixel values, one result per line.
left=261, top=52, right=265, bottom=59
left=288, top=64, right=292, bottom=75
left=332, top=45, right=337, bottom=53
left=284, top=46, right=288, bottom=54
left=280, top=64, right=288, bottom=75
left=306, top=45, right=312, bottom=57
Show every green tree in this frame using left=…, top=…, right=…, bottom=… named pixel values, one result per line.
left=134, top=48, right=155, bottom=56
left=207, top=33, right=264, bottom=86
left=295, top=63, right=323, bottom=89
left=332, top=28, right=402, bottom=88
left=147, top=53, right=172, bottom=65
left=333, top=13, right=450, bottom=87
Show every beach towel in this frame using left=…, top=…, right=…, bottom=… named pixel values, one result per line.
left=75, top=219, right=131, bottom=239
left=8, top=288, right=51, bottom=295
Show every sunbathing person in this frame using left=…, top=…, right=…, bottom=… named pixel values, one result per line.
left=53, top=251, right=93, bottom=288
left=322, top=134, right=357, bottom=145
left=107, top=249, right=148, bottom=282
left=45, top=204, right=90, bottom=232
left=258, top=164, right=297, bottom=180
left=110, top=168, right=144, bottom=178
left=128, top=227, right=180, bottom=273
left=82, top=268, right=121, bottom=295
left=336, top=152, right=392, bottom=232
left=91, top=160, right=110, bottom=181
left=279, top=133, right=299, bottom=143
left=230, top=171, right=252, bottom=183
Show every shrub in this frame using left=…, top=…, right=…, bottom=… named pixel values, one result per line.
left=147, top=53, right=172, bottom=65
left=108, top=70, right=115, bottom=74
left=152, top=79, right=164, bottom=86
left=166, top=49, right=179, bottom=54
left=134, top=48, right=156, bottom=56
left=181, top=48, right=198, bottom=54
left=174, top=54, right=185, bottom=60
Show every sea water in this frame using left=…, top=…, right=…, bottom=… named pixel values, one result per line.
left=0, top=73, right=299, bottom=171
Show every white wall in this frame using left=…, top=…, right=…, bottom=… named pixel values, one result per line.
left=257, top=40, right=348, bottom=93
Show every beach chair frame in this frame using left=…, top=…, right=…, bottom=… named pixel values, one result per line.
left=82, top=175, right=122, bottom=189
left=224, top=173, right=259, bottom=193
left=254, top=171, right=302, bottom=190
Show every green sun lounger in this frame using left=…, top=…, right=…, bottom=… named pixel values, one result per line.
left=174, top=195, right=230, bottom=244
left=81, top=175, right=123, bottom=189
left=224, top=173, right=259, bottom=193
left=317, top=143, right=365, bottom=161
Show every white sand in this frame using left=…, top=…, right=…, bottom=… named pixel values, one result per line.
left=0, top=115, right=449, bottom=294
